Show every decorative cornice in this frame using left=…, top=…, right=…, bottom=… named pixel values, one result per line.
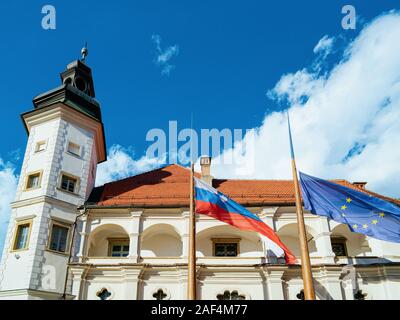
left=21, top=102, right=106, bottom=163
left=11, top=195, right=79, bottom=210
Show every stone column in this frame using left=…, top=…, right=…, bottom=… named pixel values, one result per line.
left=182, top=211, right=190, bottom=259
left=316, top=267, right=344, bottom=300
left=315, top=217, right=335, bottom=264
left=340, top=264, right=357, bottom=300
left=260, top=207, right=280, bottom=263
left=341, top=277, right=355, bottom=300
left=177, top=267, right=188, bottom=299
left=314, top=232, right=335, bottom=264
left=382, top=266, right=400, bottom=300
left=264, top=268, right=285, bottom=300
left=128, top=211, right=142, bottom=262
left=122, top=268, right=142, bottom=300
left=365, top=237, right=384, bottom=257
left=70, top=266, right=89, bottom=300
left=76, top=215, right=90, bottom=263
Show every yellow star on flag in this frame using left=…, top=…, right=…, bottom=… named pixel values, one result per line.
left=362, top=224, right=368, bottom=229
left=379, top=212, right=385, bottom=218
left=341, top=205, right=347, bottom=210
left=346, top=198, right=352, bottom=203
left=352, top=224, right=358, bottom=229
left=371, top=220, right=378, bottom=225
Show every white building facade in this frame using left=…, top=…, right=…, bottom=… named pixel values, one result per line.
left=0, top=57, right=399, bottom=300
left=68, top=164, right=400, bottom=301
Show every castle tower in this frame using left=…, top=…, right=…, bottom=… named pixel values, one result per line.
left=0, top=50, right=106, bottom=299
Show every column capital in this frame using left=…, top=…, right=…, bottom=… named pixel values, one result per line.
left=260, top=207, right=279, bottom=216
left=122, top=268, right=143, bottom=280
left=79, top=216, right=89, bottom=222
left=130, top=210, right=143, bottom=218
left=262, top=267, right=285, bottom=299
left=181, top=211, right=190, bottom=218
left=69, top=266, right=90, bottom=279
left=263, top=267, right=285, bottom=279
left=314, top=231, right=332, bottom=240
left=129, top=232, right=140, bottom=237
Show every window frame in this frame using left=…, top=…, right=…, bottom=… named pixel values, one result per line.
left=58, top=172, right=80, bottom=195
left=11, top=218, right=33, bottom=252
left=107, top=238, right=130, bottom=257
left=66, top=141, right=81, bottom=158
left=47, top=220, right=72, bottom=255
left=35, top=140, right=47, bottom=153
left=212, top=238, right=240, bottom=257
left=331, top=237, right=348, bottom=257
left=24, top=170, right=43, bottom=191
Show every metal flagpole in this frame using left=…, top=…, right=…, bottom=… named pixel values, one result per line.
left=287, top=112, right=315, bottom=300
left=187, top=112, right=197, bottom=300
left=187, top=162, right=197, bottom=299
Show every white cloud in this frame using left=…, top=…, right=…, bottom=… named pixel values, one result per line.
left=0, top=158, right=18, bottom=258
left=212, top=11, right=400, bottom=198
left=313, top=35, right=335, bottom=57
left=151, top=34, right=179, bottom=76
left=96, top=145, right=166, bottom=186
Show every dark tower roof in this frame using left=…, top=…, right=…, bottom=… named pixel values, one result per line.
left=21, top=51, right=107, bottom=163
left=32, top=59, right=102, bottom=123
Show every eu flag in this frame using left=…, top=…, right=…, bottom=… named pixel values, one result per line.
left=299, top=172, right=400, bottom=243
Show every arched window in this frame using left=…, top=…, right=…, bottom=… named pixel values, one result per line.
left=153, top=289, right=167, bottom=300
left=331, top=237, right=348, bottom=256
left=217, top=290, right=245, bottom=300
left=96, top=288, right=111, bottom=300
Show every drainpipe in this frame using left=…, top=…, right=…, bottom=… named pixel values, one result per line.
left=61, top=206, right=88, bottom=300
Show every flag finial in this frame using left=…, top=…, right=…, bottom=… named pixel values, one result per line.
left=287, top=111, right=295, bottom=160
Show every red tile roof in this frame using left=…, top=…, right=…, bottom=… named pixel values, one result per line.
left=87, top=164, right=400, bottom=208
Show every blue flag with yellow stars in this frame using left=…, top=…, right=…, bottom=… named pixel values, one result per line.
left=299, top=172, right=400, bottom=243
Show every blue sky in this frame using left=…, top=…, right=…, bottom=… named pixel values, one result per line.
left=0, top=0, right=396, bottom=159
left=1, top=1, right=400, bottom=255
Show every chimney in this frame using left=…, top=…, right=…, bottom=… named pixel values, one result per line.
left=353, top=181, right=367, bottom=189
left=200, top=156, right=213, bottom=186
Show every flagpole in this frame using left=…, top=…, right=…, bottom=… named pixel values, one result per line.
left=288, top=113, right=315, bottom=300
left=187, top=162, right=197, bottom=300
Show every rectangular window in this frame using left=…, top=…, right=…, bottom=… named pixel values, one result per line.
left=60, top=174, right=78, bottom=193
left=49, top=223, right=70, bottom=253
left=67, top=142, right=81, bottom=157
left=26, top=172, right=42, bottom=190
left=331, top=238, right=347, bottom=256
left=35, top=141, right=46, bottom=152
left=212, top=238, right=240, bottom=257
left=109, top=239, right=129, bottom=257
left=214, top=243, right=238, bottom=256
left=13, top=220, right=32, bottom=251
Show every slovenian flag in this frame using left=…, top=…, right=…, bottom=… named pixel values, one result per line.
left=194, top=177, right=297, bottom=264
